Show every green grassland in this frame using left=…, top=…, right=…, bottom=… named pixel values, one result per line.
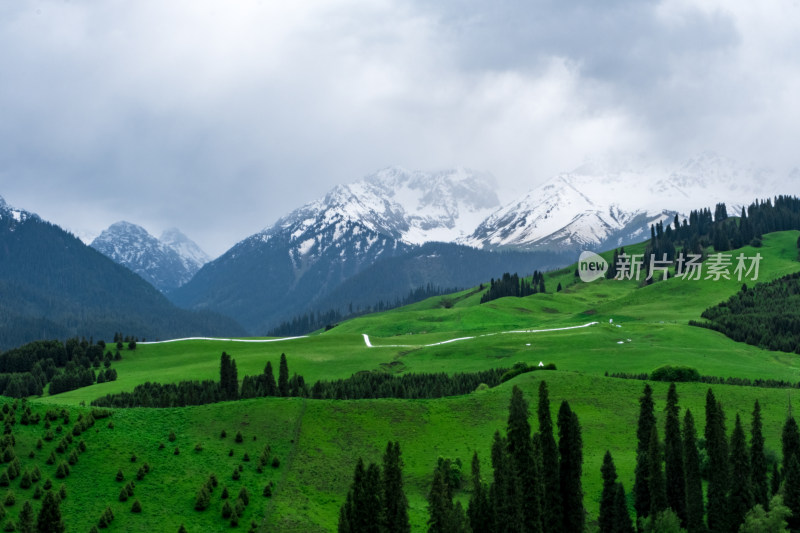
left=14, top=230, right=800, bottom=531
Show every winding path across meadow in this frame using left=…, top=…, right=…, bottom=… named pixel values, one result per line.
left=138, top=321, right=601, bottom=348
left=361, top=321, right=600, bottom=349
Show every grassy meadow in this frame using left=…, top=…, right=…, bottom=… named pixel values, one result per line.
left=10, top=229, right=800, bottom=531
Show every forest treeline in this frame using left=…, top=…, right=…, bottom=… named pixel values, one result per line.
left=0, top=336, right=131, bottom=398
left=90, top=354, right=554, bottom=408
left=480, top=271, right=546, bottom=304
left=608, top=364, right=800, bottom=390
left=691, top=270, right=800, bottom=354
left=339, top=381, right=800, bottom=532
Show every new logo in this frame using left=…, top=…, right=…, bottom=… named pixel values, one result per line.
left=578, top=251, right=608, bottom=282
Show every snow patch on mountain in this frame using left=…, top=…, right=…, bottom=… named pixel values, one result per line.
left=266, top=167, right=500, bottom=250
left=160, top=227, right=212, bottom=271
left=463, top=152, right=796, bottom=251
left=91, top=222, right=210, bottom=292
left=0, top=195, right=37, bottom=227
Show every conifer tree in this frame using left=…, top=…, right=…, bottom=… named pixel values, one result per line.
left=682, top=410, right=704, bottom=533
left=663, top=383, right=686, bottom=525
left=705, top=390, right=729, bottom=533
left=506, top=386, right=543, bottom=533
left=612, top=483, right=635, bottom=533
left=728, top=413, right=753, bottom=532
left=264, top=361, right=278, bottom=396
left=382, top=441, right=410, bottom=533
left=750, top=400, right=769, bottom=510
left=489, top=430, right=523, bottom=532
left=194, top=486, right=210, bottom=511
left=647, top=426, right=667, bottom=518
left=558, top=401, right=584, bottom=533
left=537, top=381, right=561, bottom=533
left=784, top=455, right=800, bottom=531
left=599, top=451, right=618, bottom=533
left=18, top=500, right=34, bottom=533
left=428, top=461, right=468, bottom=533
left=467, top=452, right=491, bottom=533
left=634, top=384, right=656, bottom=523
left=278, top=353, right=290, bottom=397
left=782, top=415, right=800, bottom=476
left=36, top=490, right=65, bottom=533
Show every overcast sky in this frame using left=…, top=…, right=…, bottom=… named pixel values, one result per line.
left=1, top=0, right=799, bottom=256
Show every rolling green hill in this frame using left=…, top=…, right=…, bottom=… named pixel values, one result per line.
left=10, top=230, right=800, bottom=531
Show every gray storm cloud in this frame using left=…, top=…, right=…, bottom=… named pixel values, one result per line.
left=0, top=0, right=797, bottom=256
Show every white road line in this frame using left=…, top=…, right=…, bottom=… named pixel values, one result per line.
left=362, top=321, right=600, bottom=349
left=139, top=336, right=308, bottom=345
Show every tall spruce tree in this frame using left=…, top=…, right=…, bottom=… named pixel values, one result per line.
left=784, top=455, right=800, bottom=531
left=339, top=458, right=383, bottom=533
left=537, top=381, right=562, bottom=533
left=728, top=413, right=754, bottom=532
left=599, top=451, right=618, bottom=533
left=382, top=441, right=410, bottom=533
left=558, top=401, right=584, bottom=533
left=264, top=361, right=278, bottom=396
left=278, top=353, right=290, bottom=397
left=681, top=409, right=704, bottom=533
left=647, top=425, right=667, bottom=518
left=506, top=386, right=543, bottom=533
left=428, top=460, right=468, bottom=533
left=782, top=415, right=800, bottom=476
left=467, top=452, right=492, bottom=533
left=364, top=463, right=384, bottom=533
left=612, top=483, right=635, bottom=533
left=705, top=390, right=729, bottom=533
left=634, top=384, right=656, bottom=524
left=750, top=400, right=769, bottom=511
left=490, top=430, right=524, bottom=533
left=663, top=383, right=686, bottom=526
left=36, top=490, right=65, bottom=533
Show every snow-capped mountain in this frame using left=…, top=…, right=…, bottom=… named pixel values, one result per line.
left=91, top=222, right=210, bottom=292
left=160, top=227, right=212, bottom=274
left=266, top=166, right=500, bottom=285
left=171, top=167, right=503, bottom=332
left=464, top=152, right=793, bottom=252
left=269, top=166, right=500, bottom=251
left=0, top=195, right=37, bottom=226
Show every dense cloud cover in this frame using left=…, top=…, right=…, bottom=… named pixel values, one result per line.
left=0, top=0, right=797, bottom=255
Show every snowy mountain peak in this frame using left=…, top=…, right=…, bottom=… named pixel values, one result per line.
left=265, top=167, right=501, bottom=249
left=0, top=195, right=37, bottom=225
left=91, top=222, right=210, bottom=292
left=464, top=153, right=796, bottom=252
left=160, top=228, right=212, bottom=267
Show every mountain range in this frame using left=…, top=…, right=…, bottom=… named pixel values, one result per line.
left=4, top=152, right=798, bottom=341
left=171, top=154, right=794, bottom=334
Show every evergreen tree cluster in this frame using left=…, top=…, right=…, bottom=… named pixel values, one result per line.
left=463, top=382, right=586, bottom=533
left=626, top=383, right=790, bottom=533
left=480, top=271, right=545, bottom=304
left=607, top=195, right=800, bottom=285
left=609, top=369, right=800, bottom=390
left=338, top=441, right=411, bottom=533
left=93, top=351, right=532, bottom=407
left=310, top=368, right=510, bottom=400
left=693, top=271, right=800, bottom=354
left=0, top=338, right=123, bottom=398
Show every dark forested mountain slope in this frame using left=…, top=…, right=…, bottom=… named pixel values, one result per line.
left=0, top=196, right=244, bottom=349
